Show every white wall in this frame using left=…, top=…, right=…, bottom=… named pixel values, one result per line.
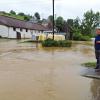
left=0, top=25, right=17, bottom=38
left=8, top=27, right=32, bottom=39
left=20, top=29, right=32, bottom=39
left=0, top=24, right=43, bottom=39
left=8, top=27, right=16, bottom=38
left=0, top=25, right=8, bottom=37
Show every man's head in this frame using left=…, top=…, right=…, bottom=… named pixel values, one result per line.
left=96, top=27, right=100, bottom=35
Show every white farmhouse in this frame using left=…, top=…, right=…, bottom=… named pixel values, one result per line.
left=0, top=15, right=48, bottom=39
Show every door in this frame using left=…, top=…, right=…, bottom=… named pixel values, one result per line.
left=16, top=32, right=21, bottom=39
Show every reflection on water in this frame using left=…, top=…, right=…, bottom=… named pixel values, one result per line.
left=91, top=79, right=100, bottom=100
left=0, top=39, right=99, bottom=100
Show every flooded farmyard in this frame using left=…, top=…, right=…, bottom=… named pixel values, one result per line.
left=0, top=39, right=100, bottom=100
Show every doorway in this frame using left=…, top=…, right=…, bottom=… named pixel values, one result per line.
left=16, top=32, right=21, bottom=39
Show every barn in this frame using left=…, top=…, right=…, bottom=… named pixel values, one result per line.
left=0, top=15, right=48, bottom=39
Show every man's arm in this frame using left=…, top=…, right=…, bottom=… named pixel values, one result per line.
left=96, top=41, right=100, bottom=43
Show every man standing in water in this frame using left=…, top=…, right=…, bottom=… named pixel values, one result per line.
left=95, top=27, right=100, bottom=70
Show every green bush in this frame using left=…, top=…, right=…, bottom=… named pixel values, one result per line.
left=42, top=38, right=57, bottom=47
left=80, top=35, right=91, bottom=41
left=73, top=32, right=82, bottom=40
left=73, top=32, right=91, bottom=41
left=42, top=38, right=72, bottom=47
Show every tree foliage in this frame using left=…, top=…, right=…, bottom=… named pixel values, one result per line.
left=47, top=15, right=53, bottom=29
left=48, top=15, right=53, bottom=23
left=10, top=10, right=16, bottom=15
left=67, top=19, right=74, bottom=28
left=34, top=12, right=40, bottom=21
left=18, top=12, right=25, bottom=16
left=81, top=10, right=100, bottom=35
left=24, top=16, right=30, bottom=21
left=56, top=16, right=64, bottom=32
left=73, top=17, right=81, bottom=30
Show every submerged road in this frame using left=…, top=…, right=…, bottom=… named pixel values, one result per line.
left=0, top=39, right=99, bottom=100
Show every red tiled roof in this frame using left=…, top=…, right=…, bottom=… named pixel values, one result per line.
left=0, top=15, right=48, bottom=31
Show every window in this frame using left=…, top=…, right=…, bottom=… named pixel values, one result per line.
left=13, top=27, right=16, bottom=31
left=20, top=28, right=23, bottom=32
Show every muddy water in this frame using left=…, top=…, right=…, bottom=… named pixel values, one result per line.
left=0, top=39, right=99, bottom=100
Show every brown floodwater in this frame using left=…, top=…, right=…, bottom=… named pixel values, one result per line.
left=0, top=39, right=100, bottom=100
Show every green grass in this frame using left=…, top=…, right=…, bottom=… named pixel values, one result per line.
left=82, top=62, right=96, bottom=68
left=0, top=13, right=25, bottom=20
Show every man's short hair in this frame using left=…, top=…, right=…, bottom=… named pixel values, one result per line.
left=96, top=26, right=100, bottom=29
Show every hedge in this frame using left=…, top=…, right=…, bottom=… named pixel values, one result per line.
left=42, top=38, right=72, bottom=47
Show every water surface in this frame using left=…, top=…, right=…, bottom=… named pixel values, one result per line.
left=0, top=39, right=99, bottom=100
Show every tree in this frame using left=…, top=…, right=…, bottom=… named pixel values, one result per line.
left=10, top=10, right=16, bottom=15
left=34, top=12, right=40, bottom=21
left=56, top=16, right=64, bottom=32
left=81, top=10, right=100, bottom=35
left=18, top=12, right=25, bottom=16
left=62, top=21, right=67, bottom=32
left=66, top=19, right=74, bottom=39
left=61, top=21, right=71, bottom=39
left=73, top=17, right=81, bottom=30
left=24, top=16, right=30, bottom=21
left=47, top=15, right=53, bottom=29
left=67, top=19, right=74, bottom=28
left=48, top=15, right=53, bottom=23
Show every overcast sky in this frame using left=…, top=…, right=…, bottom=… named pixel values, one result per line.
left=0, top=0, right=100, bottom=19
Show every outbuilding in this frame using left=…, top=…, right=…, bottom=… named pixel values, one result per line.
left=0, top=15, right=48, bottom=39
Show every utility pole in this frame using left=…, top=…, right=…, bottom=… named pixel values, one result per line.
left=52, top=0, right=55, bottom=40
